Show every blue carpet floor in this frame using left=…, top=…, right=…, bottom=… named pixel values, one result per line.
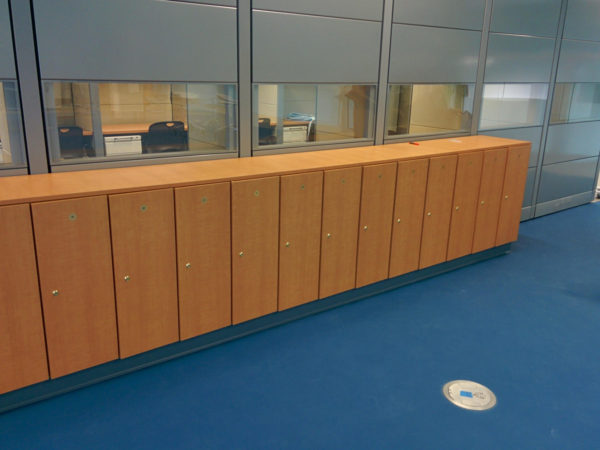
left=1, top=203, right=599, bottom=449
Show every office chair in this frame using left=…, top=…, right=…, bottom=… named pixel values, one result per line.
left=143, top=121, right=188, bottom=153
left=58, top=126, right=88, bottom=159
left=258, top=117, right=276, bottom=145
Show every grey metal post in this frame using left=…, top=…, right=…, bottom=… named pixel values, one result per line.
left=89, top=83, right=105, bottom=157
left=10, top=0, right=49, bottom=174
left=530, top=0, right=569, bottom=217
left=374, top=0, right=394, bottom=145
left=470, top=0, right=493, bottom=135
left=237, top=0, right=252, bottom=157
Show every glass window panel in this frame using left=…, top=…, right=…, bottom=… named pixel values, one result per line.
left=43, top=81, right=238, bottom=165
left=0, top=80, right=26, bottom=170
left=386, top=84, right=474, bottom=138
left=550, top=83, right=600, bottom=124
left=253, top=84, right=376, bottom=148
left=479, top=83, right=548, bottom=130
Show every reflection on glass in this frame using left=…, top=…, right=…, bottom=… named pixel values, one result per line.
left=386, top=84, right=474, bottom=137
left=254, top=84, right=375, bottom=147
left=480, top=83, right=547, bottom=130
left=43, top=81, right=238, bottom=164
left=0, top=80, right=26, bottom=170
left=550, top=83, right=600, bottom=124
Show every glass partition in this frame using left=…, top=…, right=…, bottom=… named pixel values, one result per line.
left=550, top=83, right=600, bottom=124
left=480, top=83, right=548, bottom=130
left=0, top=80, right=26, bottom=170
left=253, top=84, right=376, bottom=148
left=386, top=84, right=475, bottom=138
left=43, top=81, right=238, bottom=165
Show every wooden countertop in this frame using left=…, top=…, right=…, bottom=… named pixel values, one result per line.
left=0, top=136, right=529, bottom=206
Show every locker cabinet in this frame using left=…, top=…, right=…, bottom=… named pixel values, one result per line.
left=279, top=172, right=323, bottom=311
left=389, top=158, right=429, bottom=277
left=447, top=152, right=484, bottom=260
left=356, top=163, right=397, bottom=287
left=320, top=167, right=362, bottom=298
left=420, top=155, right=458, bottom=269
left=175, top=183, right=231, bottom=340
left=472, top=148, right=508, bottom=253
left=109, top=189, right=179, bottom=358
left=0, top=205, right=48, bottom=394
left=32, top=196, right=118, bottom=377
left=231, top=177, right=279, bottom=324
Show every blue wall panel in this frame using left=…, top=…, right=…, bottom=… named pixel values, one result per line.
left=389, top=25, right=480, bottom=83
left=538, top=157, right=599, bottom=202
left=0, top=0, right=16, bottom=79
left=253, top=11, right=381, bottom=83
left=490, top=0, right=561, bottom=37
left=523, top=167, right=536, bottom=207
left=480, top=126, right=542, bottom=168
left=557, top=40, right=600, bottom=83
left=393, top=0, right=485, bottom=30
left=485, top=34, right=555, bottom=83
left=563, top=0, right=600, bottom=42
left=253, top=0, right=384, bottom=21
left=34, top=0, right=237, bottom=82
left=544, top=122, right=600, bottom=165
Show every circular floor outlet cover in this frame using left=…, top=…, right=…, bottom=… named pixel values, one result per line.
left=443, top=380, right=497, bottom=411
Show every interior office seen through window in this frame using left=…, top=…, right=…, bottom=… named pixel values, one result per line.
left=550, top=83, right=600, bottom=124
left=42, top=81, right=238, bottom=165
left=254, top=84, right=376, bottom=148
left=386, top=84, right=475, bottom=138
left=0, top=80, right=27, bottom=171
left=480, top=83, right=548, bottom=130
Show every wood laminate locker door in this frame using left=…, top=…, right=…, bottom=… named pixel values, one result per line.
left=0, top=205, right=48, bottom=394
left=446, top=152, right=484, bottom=261
left=356, top=163, right=397, bottom=288
left=389, top=159, right=429, bottom=277
left=319, top=167, right=362, bottom=299
left=109, top=189, right=179, bottom=358
left=472, top=148, right=508, bottom=253
left=175, top=183, right=231, bottom=340
left=32, top=196, right=118, bottom=378
left=279, top=172, right=323, bottom=311
left=496, top=145, right=531, bottom=245
left=419, top=155, right=458, bottom=269
left=231, top=177, right=279, bottom=324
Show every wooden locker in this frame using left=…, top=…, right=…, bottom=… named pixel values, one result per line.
left=175, top=183, right=231, bottom=340
left=109, top=188, right=179, bottom=358
left=496, top=145, right=531, bottom=245
left=356, top=163, right=397, bottom=288
left=447, top=152, right=484, bottom=261
left=472, top=148, right=508, bottom=253
left=319, top=167, right=362, bottom=299
left=419, top=155, right=458, bottom=269
left=231, top=177, right=279, bottom=324
left=389, top=158, right=429, bottom=277
left=32, top=196, right=118, bottom=378
left=279, top=172, right=323, bottom=311
left=0, top=205, right=48, bottom=394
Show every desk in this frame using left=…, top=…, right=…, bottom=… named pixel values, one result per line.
left=82, top=123, right=188, bottom=136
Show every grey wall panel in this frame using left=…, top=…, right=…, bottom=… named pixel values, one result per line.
left=34, top=0, right=237, bottom=82
left=490, top=0, right=561, bottom=37
left=537, top=157, right=599, bottom=202
left=393, top=0, right=485, bottom=30
left=563, top=0, right=600, bottom=41
left=480, top=126, right=542, bottom=167
left=176, top=0, right=236, bottom=6
left=388, top=25, right=481, bottom=83
left=253, top=0, right=384, bottom=21
left=253, top=11, right=381, bottom=83
left=523, top=167, right=536, bottom=207
left=543, top=122, right=600, bottom=165
left=485, top=34, right=555, bottom=82
left=0, top=0, right=16, bottom=78
left=557, top=40, right=600, bottom=82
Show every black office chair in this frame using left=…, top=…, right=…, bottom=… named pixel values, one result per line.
left=258, top=117, right=277, bottom=145
left=58, top=126, right=88, bottom=159
left=143, top=121, right=188, bottom=153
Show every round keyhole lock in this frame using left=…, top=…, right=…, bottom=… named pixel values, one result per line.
left=52, top=290, right=59, bottom=296
left=124, top=275, right=131, bottom=282
left=185, top=262, right=192, bottom=269
left=254, top=190, right=260, bottom=197
left=140, top=205, right=148, bottom=212
left=201, top=197, right=208, bottom=204
left=68, top=213, right=77, bottom=221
